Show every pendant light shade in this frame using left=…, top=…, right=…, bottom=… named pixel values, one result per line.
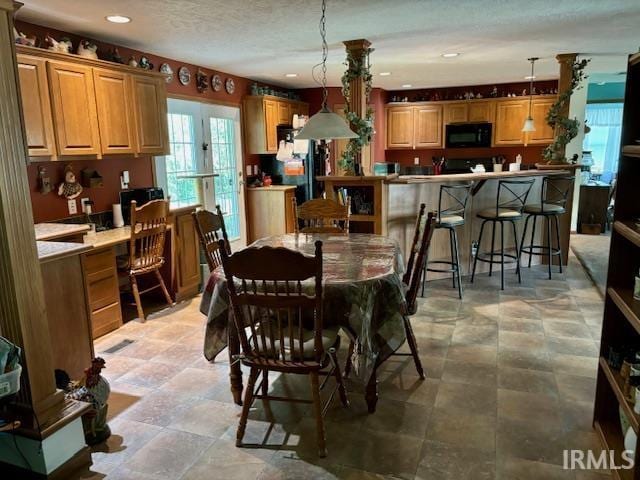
left=296, top=107, right=358, bottom=140
left=522, top=116, right=536, bottom=132
left=522, top=57, right=538, bottom=133
left=295, top=0, right=357, bottom=141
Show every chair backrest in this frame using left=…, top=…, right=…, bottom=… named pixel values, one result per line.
left=540, top=175, right=575, bottom=211
left=293, top=197, right=350, bottom=234
left=193, top=206, right=230, bottom=271
left=438, top=183, right=473, bottom=220
left=128, top=199, right=168, bottom=273
left=403, top=208, right=436, bottom=315
left=219, top=240, right=325, bottom=365
left=494, top=179, right=535, bottom=215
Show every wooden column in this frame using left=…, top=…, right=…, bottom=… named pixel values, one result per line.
left=0, top=0, right=63, bottom=420
left=555, top=53, right=578, bottom=160
left=343, top=39, right=371, bottom=175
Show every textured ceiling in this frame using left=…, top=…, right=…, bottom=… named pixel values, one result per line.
left=15, top=0, right=639, bottom=89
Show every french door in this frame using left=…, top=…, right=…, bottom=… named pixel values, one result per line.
left=157, top=98, right=247, bottom=249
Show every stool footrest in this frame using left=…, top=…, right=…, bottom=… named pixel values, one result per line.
left=475, top=252, right=518, bottom=264
left=520, top=244, right=561, bottom=256
left=426, top=260, right=458, bottom=274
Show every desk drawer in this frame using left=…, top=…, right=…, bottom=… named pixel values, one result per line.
left=84, top=247, right=116, bottom=273
left=91, top=302, right=122, bottom=339
left=87, top=269, right=119, bottom=312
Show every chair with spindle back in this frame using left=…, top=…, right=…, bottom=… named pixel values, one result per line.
left=121, top=199, right=174, bottom=321
left=219, top=239, right=348, bottom=458
left=192, top=205, right=230, bottom=272
left=292, top=197, right=350, bottom=234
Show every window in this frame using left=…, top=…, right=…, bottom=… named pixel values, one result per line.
left=583, top=102, right=624, bottom=177
left=210, top=118, right=240, bottom=239
left=164, top=113, right=199, bottom=207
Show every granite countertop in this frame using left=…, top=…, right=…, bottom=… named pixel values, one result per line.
left=34, top=223, right=91, bottom=241
left=37, top=241, right=92, bottom=263
left=389, top=169, right=572, bottom=184
left=83, top=227, right=132, bottom=249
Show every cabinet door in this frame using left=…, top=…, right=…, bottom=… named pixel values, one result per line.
left=93, top=69, right=136, bottom=154
left=444, top=102, right=468, bottom=124
left=47, top=61, right=101, bottom=156
left=176, top=212, right=201, bottom=297
left=277, top=101, right=291, bottom=125
left=386, top=107, right=414, bottom=149
left=16, top=55, right=56, bottom=157
left=131, top=75, right=169, bottom=155
left=263, top=99, right=278, bottom=153
left=494, top=100, right=527, bottom=145
left=525, top=98, right=555, bottom=144
left=468, top=101, right=495, bottom=123
left=414, top=105, right=443, bottom=148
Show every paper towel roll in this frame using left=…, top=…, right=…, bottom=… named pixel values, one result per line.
left=112, top=203, right=124, bottom=228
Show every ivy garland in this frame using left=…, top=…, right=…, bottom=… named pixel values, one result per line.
left=542, top=58, right=590, bottom=164
left=339, top=47, right=375, bottom=174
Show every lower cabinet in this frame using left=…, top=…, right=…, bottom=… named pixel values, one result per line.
left=247, top=186, right=296, bottom=242
left=172, top=209, right=201, bottom=301
left=83, top=247, right=122, bottom=339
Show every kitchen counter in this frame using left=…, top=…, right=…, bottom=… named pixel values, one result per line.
left=37, top=240, right=92, bottom=263
left=389, top=169, right=571, bottom=184
left=34, top=222, right=91, bottom=241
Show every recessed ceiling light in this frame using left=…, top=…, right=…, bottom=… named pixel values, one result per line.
left=284, top=73, right=298, bottom=78
left=441, top=53, right=460, bottom=58
left=524, top=75, right=536, bottom=80
left=402, top=84, right=412, bottom=88
left=105, top=15, right=131, bottom=24
left=379, top=72, right=392, bottom=76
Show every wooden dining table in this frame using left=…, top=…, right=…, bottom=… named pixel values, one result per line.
left=199, top=232, right=409, bottom=413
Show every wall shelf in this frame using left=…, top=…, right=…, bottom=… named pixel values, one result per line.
left=599, top=356, right=639, bottom=433
left=608, top=287, right=640, bottom=336
left=614, top=221, right=640, bottom=248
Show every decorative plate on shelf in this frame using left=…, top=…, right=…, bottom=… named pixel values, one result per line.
left=178, top=66, right=191, bottom=86
left=211, top=74, right=222, bottom=92
left=159, top=63, right=173, bottom=83
left=225, top=77, right=235, bottom=94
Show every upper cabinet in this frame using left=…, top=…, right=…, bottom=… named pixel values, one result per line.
left=468, top=101, right=496, bottom=123
left=443, top=102, right=468, bottom=124
left=386, top=104, right=443, bottom=149
left=17, top=56, right=57, bottom=157
left=243, top=96, right=310, bottom=154
left=494, top=99, right=529, bottom=145
left=47, top=60, right=101, bottom=156
left=526, top=98, right=555, bottom=144
left=93, top=68, right=136, bottom=155
left=131, top=75, right=169, bottom=155
left=386, top=107, right=414, bottom=149
left=15, top=46, right=169, bottom=160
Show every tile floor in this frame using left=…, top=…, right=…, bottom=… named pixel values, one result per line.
left=75, top=256, right=610, bottom=480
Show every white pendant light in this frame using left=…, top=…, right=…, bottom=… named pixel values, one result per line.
left=522, top=57, right=538, bottom=133
left=296, top=0, right=357, bottom=141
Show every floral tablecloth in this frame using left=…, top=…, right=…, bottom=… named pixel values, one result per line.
left=200, top=233, right=407, bottom=380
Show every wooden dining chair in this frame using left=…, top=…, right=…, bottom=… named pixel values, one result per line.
left=345, top=205, right=436, bottom=380
left=292, top=197, right=350, bottom=234
left=120, top=199, right=174, bottom=321
left=219, top=239, right=348, bottom=457
left=192, top=205, right=230, bottom=271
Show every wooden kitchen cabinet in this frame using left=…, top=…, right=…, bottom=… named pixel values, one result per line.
left=93, top=68, right=136, bottom=155
left=173, top=210, right=201, bottom=301
left=47, top=60, right=102, bottom=156
left=82, top=247, right=122, bottom=339
left=444, top=102, right=468, bottom=124
left=277, top=101, right=292, bottom=125
left=468, top=100, right=495, bottom=122
left=494, top=99, right=528, bottom=145
left=247, top=186, right=296, bottom=242
left=131, top=75, right=170, bottom=155
left=414, top=105, right=443, bottom=148
left=526, top=97, right=555, bottom=144
left=386, top=106, right=414, bottom=149
left=16, top=55, right=57, bottom=157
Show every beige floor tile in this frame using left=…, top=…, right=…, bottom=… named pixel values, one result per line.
left=417, top=440, right=495, bottom=480
left=497, top=389, right=562, bottom=429
left=446, top=344, right=497, bottom=365
left=497, top=347, right=554, bottom=372
left=555, top=373, right=597, bottom=403
left=498, top=331, right=546, bottom=350
left=496, top=456, right=574, bottom=480
left=496, top=417, right=566, bottom=465
left=543, top=319, right=593, bottom=339
left=425, top=408, right=496, bottom=453
left=116, top=361, right=184, bottom=389
left=451, top=325, right=498, bottom=346
left=435, top=381, right=497, bottom=417
left=362, top=397, right=430, bottom=439
left=551, top=354, right=598, bottom=378
left=497, top=366, right=558, bottom=396
left=441, top=359, right=498, bottom=387
left=545, top=336, right=599, bottom=357
left=168, top=398, right=240, bottom=438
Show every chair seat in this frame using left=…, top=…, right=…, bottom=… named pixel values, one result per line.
left=523, top=203, right=566, bottom=215
left=477, top=208, right=522, bottom=220
left=116, top=255, right=164, bottom=272
left=437, top=215, right=465, bottom=227
left=252, top=325, right=340, bottom=362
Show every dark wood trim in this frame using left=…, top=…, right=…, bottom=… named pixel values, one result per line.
left=0, top=445, right=92, bottom=480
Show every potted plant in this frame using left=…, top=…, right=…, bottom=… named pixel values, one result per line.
left=537, top=58, right=590, bottom=169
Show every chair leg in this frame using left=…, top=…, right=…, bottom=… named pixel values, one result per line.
left=154, top=269, right=174, bottom=307
left=420, top=260, right=427, bottom=297
left=403, top=316, right=425, bottom=379
left=453, top=228, right=463, bottom=299
left=471, top=220, right=487, bottom=284
left=511, top=220, right=521, bottom=283
left=518, top=215, right=531, bottom=271
left=262, top=369, right=269, bottom=396
left=330, top=349, right=349, bottom=407
left=489, top=220, right=497, bottom=277
left=528, top=214, right=537, bottom=268
left=130, top=274, right=145, bottom=321
left=236, top=367, right=259, bottom=447
left=309, top=371, right=327, bottom=458
left=554, top=215, right=563, bottom=274
left=344, top=340, right=355, bottom=378
left=500, top=221, right=505, bottom=290
left=449, top=228, right=456, bottom=289
left=547, top=215, right=553, bottom=280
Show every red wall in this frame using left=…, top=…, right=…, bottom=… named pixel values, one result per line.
left=384, top=146, right=547, bottom=167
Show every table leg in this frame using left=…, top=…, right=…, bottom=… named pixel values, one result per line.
left=365, top=366, right=379, bottom=413
left=227, top=315, right=244, bottom=406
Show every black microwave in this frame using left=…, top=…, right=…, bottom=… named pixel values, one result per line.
left=445, top=122, right=492, bottom=148
left=120, top=187, right=164, bottom=224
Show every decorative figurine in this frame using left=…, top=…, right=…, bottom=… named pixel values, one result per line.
left=128, top=56, right=138, bottom=68
left=521, top=89, right=527, bottom=96
left=138, top=55, right=153, bottom=70
left=490, top=86, right=498, bottom=98
left=196, top=69, right=208, bottom=93
left=45, top=34, right=72, bottom=53
left=106, top=47, right=124, bottom=64
left=77, top=40, right=98, bottom=59
left=159, top=63, right=174, bottom=83
left=37, top=166, right=52, bottom=195
left=57, top=164, right=83, bottom=200
left=13, top=27, right=36, bottom=46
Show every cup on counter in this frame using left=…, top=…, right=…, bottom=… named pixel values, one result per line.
left=493, top=163, right=503, bottom=172
left=509, top=163, right=521, bottom=172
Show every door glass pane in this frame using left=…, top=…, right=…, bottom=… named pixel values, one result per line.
left=165, top=113, right=199, bottom=206
left=210, top=117, right=240, bottom=239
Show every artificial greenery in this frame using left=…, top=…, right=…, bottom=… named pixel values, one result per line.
left=542, top=58, right=590, bottom=164
left=339, top=47, right=374, bottom=174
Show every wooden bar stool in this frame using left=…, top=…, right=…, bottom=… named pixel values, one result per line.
left=192, top=205, right=231, bottom=271
left=118, top=199, right=173, bottom=320
left=292, top=197, right=350, bottom=234
left=470, top=179, right=534, bottom=290
left=423, top=183, right=472, bottom=299
left=518, top=175, right=575, bottom=279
